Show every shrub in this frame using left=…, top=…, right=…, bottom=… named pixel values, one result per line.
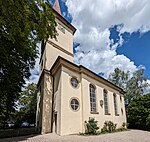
left=101, top=121, right=117, bottom=133
left=82, top=121, right=127, bottom=136
left=0, top=127, right=38, bottom=138
left=146, top=114, right=150, bottom=127
left=85, top=118, right=99, bottom=134
left=127, top=93, right=150, bottom=131
left=122, top=122, right=128, bottom=129
left=115, top=122, right=128, bottom=132
left=115, top=127, right=126, bottom=132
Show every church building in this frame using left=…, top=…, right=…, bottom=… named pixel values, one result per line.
left=36, top=0, right=127, bottom=136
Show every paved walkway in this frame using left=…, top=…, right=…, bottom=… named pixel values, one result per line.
left=0, top=130, right=150, bottom=142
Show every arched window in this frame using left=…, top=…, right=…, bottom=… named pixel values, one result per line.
left=89, top=84, right=96, bottom=112
left=103, top=89, right=109, bottom=114
left=113, top=93, right=118, bottom=115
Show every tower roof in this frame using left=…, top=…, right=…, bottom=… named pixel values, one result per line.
left=53, top=0, right=61, bottom=15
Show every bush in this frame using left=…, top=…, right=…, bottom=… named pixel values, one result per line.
left=85, top=118, right=99, bottom=135
left=146, top=114, right=150, bottom=127
left=127, top=93, right=150, bottom=131
left=0, top=127, right=38, bottom=138
left=101, top=121, right=117, bottom=133
left=122, top=122, right=128, bottom=129
left=81, top=121, right=127, bottom=136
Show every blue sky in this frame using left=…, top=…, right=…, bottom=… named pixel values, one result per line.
left=117, top=31, right=150, bottom=79
left=110, top=27, right=150, bottom=79
left=28, top=0, right=150, bottom=92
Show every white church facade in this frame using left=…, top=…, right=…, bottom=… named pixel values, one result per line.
left=36, top=0, right=127, bottom=136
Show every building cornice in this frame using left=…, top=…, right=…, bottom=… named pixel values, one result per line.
left=50, top=56, right=126, bottom=94
left=47, top=40, right=74, bottom=57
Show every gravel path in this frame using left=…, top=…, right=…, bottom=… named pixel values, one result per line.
left=1, top=130, right=150, bottom=142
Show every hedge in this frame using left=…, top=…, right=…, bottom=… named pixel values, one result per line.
left=0, top=127, right=38, bottom=138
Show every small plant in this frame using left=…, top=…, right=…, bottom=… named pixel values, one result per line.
left=81, top=121, right=128, bottom=136
left=122, top=122, right=128, bottom=129
left=101, top=121, right=117, bottom=133
left=85, top=118, right=99, bottom=135
left=113, top=122, right=128, bottom=132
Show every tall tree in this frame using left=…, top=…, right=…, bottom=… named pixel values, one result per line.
left=108, top=68, right=148, bottom=106
left=126, top=68, right=148, bottom=105
left=0, top=0, right=57, bottom=126
left=108, top=68, right=129, bottom=89
left=18, top=83, right=37, bottom=125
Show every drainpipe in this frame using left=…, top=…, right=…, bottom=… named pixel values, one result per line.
left=80, top=73, right=84, bottom=133
left=51, top=75, right=55, bottom=132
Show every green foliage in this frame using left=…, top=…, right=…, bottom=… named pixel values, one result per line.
left=0, top=128, right=37, bottom=138
left=108, top=68, right=148, bottom=106
left=101, top=121, right=128, bottom=134
left=108, top=68, right=149, bottom=131
left=81, top=121, right=127, bottom=136
left=122, top=122, right=128, bottom=129
left=146, top=114, right=150, bottom=126
left=0, top=0, right=57, bottom=127
left=125, top=69, right=148, bottom=105
left=0, top=83, right=37, bottom=128
left=101, top=121, right=117, bottom=133
left=85, top=118, right=99, bottom=134
left=127, top=93, right=150, bottom=131
left=108, top=67, right=129, bottom=89
left=18, top=83, right=37, bottom=125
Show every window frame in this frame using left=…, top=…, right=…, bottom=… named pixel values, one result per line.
left=70, top=77, right=79, bottom=88
left=103, top=89, right=110, bottom=115
left=113, top=93, right=118, bottom=116
left=120, top=95, right=122, bottom=102
left=121, top=108, right=123, bottom=115
left=89, top=84, right=97, bottom=113
left=70, top=98, right=80, bottom=111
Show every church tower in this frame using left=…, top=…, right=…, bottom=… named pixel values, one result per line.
left=36, top=0, right=76, bottom=134
left=39, top=0, right=76, bottom=74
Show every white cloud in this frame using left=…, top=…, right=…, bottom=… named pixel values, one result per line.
left=75, top=50, right=137, bottom=78
left=66, top=0, right=150, bottom=33
left=65, top=0, right=150, bottom=77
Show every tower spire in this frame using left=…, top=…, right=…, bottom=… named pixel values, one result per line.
left=53, top=0, right=61, bottom=15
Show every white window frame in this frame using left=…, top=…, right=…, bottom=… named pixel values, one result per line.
left=113, top=94, right=118, bottom=116
left=70, top=98, right=79, bottom=111
left=89, top=84, right=96, bottom=112
left=104, top=89, right=109, bottom=115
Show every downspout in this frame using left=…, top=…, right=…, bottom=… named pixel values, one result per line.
left=80, top=73, right=84, bottom=133
left=51, top=74, right=55, bottom=132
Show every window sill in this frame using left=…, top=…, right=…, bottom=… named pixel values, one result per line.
left=105, top=113, right=111, bottom=115
left=90, top=112, right=99, bottom=114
